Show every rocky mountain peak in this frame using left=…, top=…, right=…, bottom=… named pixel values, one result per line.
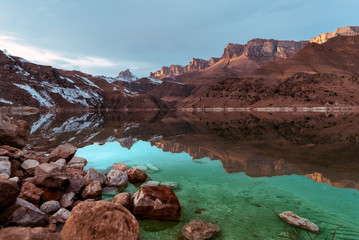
left=310, top=26, right=359, bottom=44
left=117, top=69, right=138, bottom=82
left=222, top=43, right=245, bottom=58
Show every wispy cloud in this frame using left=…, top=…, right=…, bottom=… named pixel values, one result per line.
left=0, top=34, right=153, bottom=77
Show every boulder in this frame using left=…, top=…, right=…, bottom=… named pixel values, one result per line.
left=34, top=163, right=68, bottom=188
left=106, top=169, right=128, bottom=189
left=60, top=192, right=75, bottom=209
left=111, top=163, right=129, bottom=171
left=3, top=198, right=48, bottom=227
left=182, top=219, right=221, bottom=240
left=52, top=159, right=66, bottom=172
left=279, top=211, right=319, bottom=233
left=84, top=168, right=106, bottom=185
left=126, top=168, right=147, bottom=183
left=61, top=201, right=139, bottom=240
left=112, top=192, right=132, bottom=210
left=40, top=200, right=61, bottom=214
left=46, top=143, right=77, bottom=163
left=10, top=159, right=22, bottom=177
left=65, top=173, right=86, bottom=194
left=0, top=115, right=30, bottom=149
left=132, top=186, right=181, bottom=221
left=67, top=157, right=87, bottom=170
left=19, top=182, right=44, bottom=205
left=0, top=178, right=19, bottom=207
left=21, top=159, right=39, bottom=170
left=0, top=156, right=11, bottom=175
left=82, top=181, right=102, bottom=199
left=0, top=227, right=62, bottom=240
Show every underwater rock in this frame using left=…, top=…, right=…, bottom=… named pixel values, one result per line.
left=61, top=201, right=139, bottom=240
left=279, top=211, right=319, bottom=233
left=133, top=186, right=181, bottom=221
left=160, top=181, right=178, bottom=189
left=182, top=219, right=221, bottom=240
left=141, top=180, right=160, bottom=187
left=126, top=168, right=147, bottom=183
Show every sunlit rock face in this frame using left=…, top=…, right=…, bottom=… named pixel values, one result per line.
left=310, top=26, right=359, bottom=44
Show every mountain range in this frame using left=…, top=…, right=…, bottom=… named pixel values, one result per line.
left=1, top=26, right=359, bottom=110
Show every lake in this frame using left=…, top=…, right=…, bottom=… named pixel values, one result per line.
left=22, top=110, right=359, bottom=239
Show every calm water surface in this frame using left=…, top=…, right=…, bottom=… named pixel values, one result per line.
left=22, top=111, right=359, bottom=239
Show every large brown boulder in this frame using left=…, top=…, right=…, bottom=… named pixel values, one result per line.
left=0, top=227, right=62, bottom=240
left=182, top=219, right=221, bottom=240
left=0, top=178, right=19, bottom=208
left=132, top=186, right=181, bottom=221
left=19, top=182, right=44, bottom=205
left=2, top=198, right=49, bottom=227
left=126, top=168, right=147, bottom=183
left=61, top=201, right=140, bottom=240
left=0, top=115, right=30, bottom=149
left=46, top=143, right=77, bottom=163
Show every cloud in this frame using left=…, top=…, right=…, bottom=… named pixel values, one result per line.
left=0, top=34, right=153, bottom=76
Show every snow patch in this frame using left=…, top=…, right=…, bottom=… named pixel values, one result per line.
left=76, top=75, right=100, bottom=89
left=14, top=83, right=54, bottom=107
left=148, top=78, right=162, bottom=85
left=0, top=98, right=13, bottom=105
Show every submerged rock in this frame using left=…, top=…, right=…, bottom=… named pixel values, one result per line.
left=112, top=192, right=132, bottom=210
left=61, top=201, right=139, bottom=240
left=141, top=180, right=160, bottom=187
left=46, top=143, right=77, bottom=163
left=0, top=227, right=62, bottom=240
left=182, top=219, right=221, bottom=240
left=279, top=211, right=319, bottom=233
left=126, top=168, right=147, bottom=183
left=0, top=178, right=19, bottom=207
left=132, top=186, right=181, bottom=221
left=160, top=181, right=178, bottom=189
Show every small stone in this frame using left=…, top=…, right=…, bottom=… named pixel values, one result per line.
left=19, top=182, right=44, bottom=205
left=84, top=168, right=106, bottom=185
left=0, top=178, right=19, bottom=207
left=67, top=157, right=87, bottom=170
left=141, top=180, right=160, bottom=187
left=126, top=168, right=147, bottom=183
left=112, top=192, right=131, bottom=210
left=82, top=181, right=102, bottom=199
left=9, top=176, right=19, bottom=182
left=133, top=164, right=148, bottom=172
left=40, top=200, right=61, bottom=214
left=0, top=156, right=11, bottom=176
left=60, top=192, right=75, bottom=209
left=182, top=219, right=221, bottom=240
left=111, top=163, right=129, bottom=171
left=46, top=143, right=77, bottom=163
left=147, top=163, right=160, bottom=172
left=106, top=169, right=128, bottom=189
left=0, top=173, right=9, bottom=179
left=50, top=208, right=70, bottom=224
left=279, top=211, right=319, bottom=233
left=21, top=159, right=39, bottom=170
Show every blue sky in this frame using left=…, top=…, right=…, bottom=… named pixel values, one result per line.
left=0, top=0, right=358, bottom=77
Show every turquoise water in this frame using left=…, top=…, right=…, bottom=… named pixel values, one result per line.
left=77, top=141, right=359, bottom=240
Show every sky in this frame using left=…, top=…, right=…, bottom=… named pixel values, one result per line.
left=0, top=0, right=358, bottom=77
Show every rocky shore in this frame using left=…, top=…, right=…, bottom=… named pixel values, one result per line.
left=0, top=114, right=322, bottom=239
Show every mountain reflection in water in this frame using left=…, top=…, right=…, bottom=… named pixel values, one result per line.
left=20, top=110, right=359, bottom=190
